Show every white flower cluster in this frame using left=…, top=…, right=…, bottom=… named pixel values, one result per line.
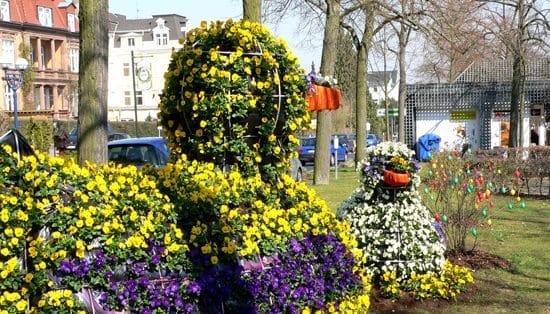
left=316, top=75, right=338, bottom=87
left=339, top=141, right=446, bottom=281
left=358, top=141, right=421, bottom=190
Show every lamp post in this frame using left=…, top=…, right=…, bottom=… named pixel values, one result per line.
left=2, top=58, right=29, bottom=129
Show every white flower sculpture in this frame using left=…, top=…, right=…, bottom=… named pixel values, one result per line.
left=337, top=142, right=445, bottom=281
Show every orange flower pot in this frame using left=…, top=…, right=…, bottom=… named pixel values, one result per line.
left=383, top=169, right=411, bottom=187
left=306, top=84, right=341, bottom=111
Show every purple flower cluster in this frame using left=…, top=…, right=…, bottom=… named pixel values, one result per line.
left=244, top=233, right=364, bottom=313
left=363, top=156, right=387, bottom=178
left=188, top=247, right=255, bottom=313
left=56, top=239, right=200, bottom=313
left=431, top=221, right=446, bottom=246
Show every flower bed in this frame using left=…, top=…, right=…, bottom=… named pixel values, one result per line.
left=1, top=18, right=371, bottom=313
left=337, top=141, right=473, bottom=300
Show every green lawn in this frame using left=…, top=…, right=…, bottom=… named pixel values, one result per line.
left=306, top=167, right=550, bottom=313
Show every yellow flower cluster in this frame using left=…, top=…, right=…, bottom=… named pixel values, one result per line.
left=379, top=261, right=474, bottom=300
left=159, top=19, right=311, bottom=181
left=0, top=291, right=27, bottom=313
left=0, top=147, right=188, bottom=312
left=157, top=155, right=361, bottom=263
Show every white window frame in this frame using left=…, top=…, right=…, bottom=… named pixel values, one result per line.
left=67, top=13, right=76, bottom=32
left=128, top=38, right=135, bottom=47
left=155, top=33, right=169, bottom=46
left=38, top=6, right=53, bottom=27
left=0, top=0, right=10, bottom=22
left=1, top=39, right=14, bottom=66
left=124, top=91, right=131, bottom=106
left=69, top=48, right=79, bottom=72
left=136, top=90, right=143, bottom=105
left=41, top=45, right=46, bottom=69
left=4, top=88, right=13, bottom=111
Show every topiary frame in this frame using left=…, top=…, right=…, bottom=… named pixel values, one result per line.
left=158, top=19, right=311, bottom=181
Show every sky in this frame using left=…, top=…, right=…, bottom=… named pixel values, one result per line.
left=108, top=0, right=322, bottom=72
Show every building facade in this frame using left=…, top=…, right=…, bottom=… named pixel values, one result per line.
left=405, top=59, right=550, bottom=151
left=108, top=13, right=187, bottom=122
left=368, top=70, right=398, bottom=105
left=0, top=0, right=79, bottom=121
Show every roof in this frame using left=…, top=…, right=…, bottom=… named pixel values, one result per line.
left=367, top=70, right=398, bottom=86
left=108, top=137, right=167, bottom=146
left=109, top=13, right=187, bottom=42
left=4, top=0, right=78, bottom=32
left=454, top=58, right=550, bottom=83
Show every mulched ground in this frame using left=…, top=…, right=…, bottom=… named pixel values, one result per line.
left=369, top=250, right=512, bottom=313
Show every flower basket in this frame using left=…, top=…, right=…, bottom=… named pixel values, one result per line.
left=306, top=84, right=341, bottom=111
left=383, top=169, right=411, bottom=187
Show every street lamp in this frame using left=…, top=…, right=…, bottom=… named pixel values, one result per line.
left=2, top=58, right=29, bottom=129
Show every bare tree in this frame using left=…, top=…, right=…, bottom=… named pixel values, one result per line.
left=417, top=0, right=491, bottom=83
left=479, top=0, right=549, bottom=147
left=339, top=1, right=377, bottom=166
left=78, top=0, right=109, bottom=165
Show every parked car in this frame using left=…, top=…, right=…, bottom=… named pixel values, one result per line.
left=334, top=134, right=356, bottom=153
left=298, top=137, right=316, bottom=164
left=108, top=132, right=131, bottom=141
left=108, top=137, right=169, bottom=168
left=366, top=134, right=382, bottom=147
left=67, top=125, right=117, bottom=150
left=298, top=137, right=348, bottom=165
left=288, top=157, right=304, bottom=182
left=67, top=127, right=78, bottom=150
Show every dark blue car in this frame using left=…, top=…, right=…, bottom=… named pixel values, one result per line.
left=108, top=137, right=169, bottom=168
left=298, top=137, right=348, bottom=165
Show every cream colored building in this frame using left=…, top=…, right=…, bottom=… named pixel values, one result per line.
left=108, top=13, right=187, bottom=122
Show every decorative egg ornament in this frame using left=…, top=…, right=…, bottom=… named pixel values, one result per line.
left=501, top=187, right=507, bottom=194
left=487, top=219, right=492, bottom=226
left=435, top=213, right=441, bottom=222
left=481, top=209, right=487, bottom=217
left=514, top=170, right=521, bottom=178
left=424, top=187, right=429, bottom=194
left=508, top=203, right=513, bottom=209
left=442, top=215, right=448, bottom=223
left=471, top=229, right=478, bottom=236
left=521, top=201, right=526, bottom=208
left=489, top=201, right=495, bottom=207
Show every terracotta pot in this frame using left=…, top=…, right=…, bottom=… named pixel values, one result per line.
left=383, top=169, right=411, bottom=187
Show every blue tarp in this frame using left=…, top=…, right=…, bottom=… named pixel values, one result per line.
left=417, top=133, right=441, bottom=161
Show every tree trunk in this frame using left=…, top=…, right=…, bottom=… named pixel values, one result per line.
left=355, top=6, right=373, bottom=166
left=243, top=0, right=262, bottom=23
left=78, top=0, right=109, bottom=165
left=314, top=0, right=340, bottom=185
left=397, top=24, right=409, bottom=144
left=355, top=43, right=367, bottom=166
left=509, top=55, right=522, bottom=148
